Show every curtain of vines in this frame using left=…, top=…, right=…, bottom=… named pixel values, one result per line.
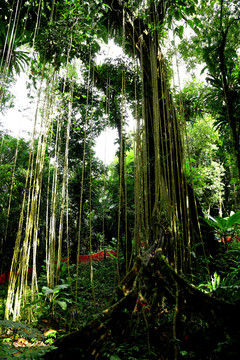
left=0, top=0, right=203, bottom=323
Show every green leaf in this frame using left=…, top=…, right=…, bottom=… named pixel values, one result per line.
left=110, top=355, right=121, bottom=360
left=226, top=211, right=240, bottom=228
left=174, top=9, right=183, bottom=21
left=56, top=300, right=67, bottom=310
left=42, top=286, right=55, bottom=295
left=180, top=351, right=189, bottom=356
left=215, top=216, right=227, bottom=230
left=178, top=25, right=184, bottom=39
left=55, top=283, right=70, bottom=290
left=204, top=215, right=225, bottom=232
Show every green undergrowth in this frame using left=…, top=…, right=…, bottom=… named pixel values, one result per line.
left=0, top=283, right=7, bottom=319
left=0, top=319, right=54, bottom=359
left=34, top=258, right=118, bottom=330
left=0, top=258, right=118, bottom=359
left=192, top=240, right=240, bottom=303
left=1, top=244, right=240, bottom=359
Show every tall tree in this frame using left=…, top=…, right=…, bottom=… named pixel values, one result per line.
left=3, top=1, right=240, bottom=358
left=178, top=0, right=240, bottom=177
left=99, top=0, right=205, bottom=269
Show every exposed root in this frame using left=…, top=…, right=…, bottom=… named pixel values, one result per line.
left=44, top=246, right=240, bottom=359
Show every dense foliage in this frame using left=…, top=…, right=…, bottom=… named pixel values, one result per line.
left=0, top=0, right=240, bottom=359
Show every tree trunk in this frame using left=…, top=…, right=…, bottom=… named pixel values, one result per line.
left=123, top=2, right=204, bottom=269
left=44, top=2, right=227, bottom=359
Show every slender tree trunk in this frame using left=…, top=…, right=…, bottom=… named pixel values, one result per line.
left=219, top=1, right=240, bottom=179
left=219, top=33, right=240, bottom=178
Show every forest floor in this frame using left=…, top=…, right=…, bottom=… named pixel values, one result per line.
left=0, top=243, right=240, bottom=359
left=0, top=259, right=118, bottom=359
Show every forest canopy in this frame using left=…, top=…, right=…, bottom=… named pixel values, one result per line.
left=0, top=0, right=240, bottom=359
